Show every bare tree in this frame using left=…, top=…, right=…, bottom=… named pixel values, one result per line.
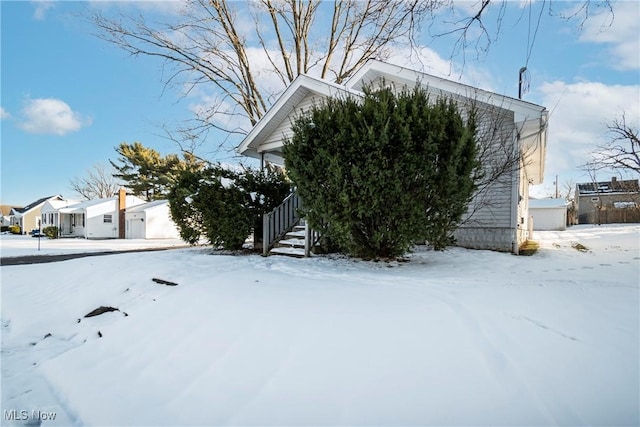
left=89, top=0, right=611, bottom=152
left=589, top=113, right=640, bottom=176
left=430, top=0, right=612, bottom=67
left=70, top=164, right=122, bottom=200
left=89, top=0, right=437, bottom=136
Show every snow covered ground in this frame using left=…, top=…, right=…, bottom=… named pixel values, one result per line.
left=1, top=224, right=638, bottom=426
left=0, top=234, right=187, bottom=258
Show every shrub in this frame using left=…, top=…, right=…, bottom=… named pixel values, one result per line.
left=43, top=226, right=59, bottom=239
left=1, top=226, right=8, bottom=233
left=283, top=86, right=480, bottom=259
left=9, top=225, right=21, bottom=235
left=237, top=165, right=293, bottom=243
left=168, top=165, right=291, bottom=250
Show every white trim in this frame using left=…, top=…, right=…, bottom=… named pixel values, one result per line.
left=237, top=74, right=359, bottom=157
left=345, top=60, right=547, bottom=122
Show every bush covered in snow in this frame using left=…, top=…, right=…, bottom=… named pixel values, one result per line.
left=168, top=164, right=291, bottom=250
left=284, top=86, right=481, bottom=259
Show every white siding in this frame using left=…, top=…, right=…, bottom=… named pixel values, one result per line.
left=455, top=109, right=518, bottom=252
left=530, top=208, right=566, bottom=231
left=261, top=93, right=336, bottom=149
left=85, top=200, right=118, bottom=239
left=370, top=72, right=521, bottom=251
left=125, top=202, right=180, bottom=239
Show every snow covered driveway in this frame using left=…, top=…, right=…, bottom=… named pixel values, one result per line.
left=1, top=225, right=638, bottom=426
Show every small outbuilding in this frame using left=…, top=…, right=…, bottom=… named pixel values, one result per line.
left=124, top=200, right=180, bottom=239
left=529, top=198, right=568, bottom=231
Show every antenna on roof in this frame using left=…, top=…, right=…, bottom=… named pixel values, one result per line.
left=518, top=67, right=530, bottom=99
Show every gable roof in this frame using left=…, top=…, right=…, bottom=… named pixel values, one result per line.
left=1, top=205, right=22, bottom=216
left=345, top=60, right=547, bottom=122
left=237, top=74, right=358, bottom=160
left=41, top=198, right=82, bottom=213
left=14, top=195, right=62, bottom=214
left=236, top=59, right=548, bottom=183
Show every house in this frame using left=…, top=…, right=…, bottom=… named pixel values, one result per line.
left=10, top=195, right=63, bottom=234
left=237, top=60, right=548, bottom=254
left=529, top=198, right=569, bottom=231
left=124, top=200, right=180, bottom=239
left=42, top=188, right=146, bottom=239
left=1, top=205, right=22, bottom=227
left=40, top=198, right=82, bottom=235
left=575, top=177, right=640, bottom=224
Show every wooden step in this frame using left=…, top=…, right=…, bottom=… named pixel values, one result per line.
left=285, top=229, right=306, bottom=239
left=269, top=246, right=306, bottom=258
left=275, top=238, right=305, bottom=248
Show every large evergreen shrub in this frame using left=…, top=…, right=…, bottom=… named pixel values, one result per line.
left=283, top=86, right=481, bottom=259
left=168, top=165, right=291, bottom=250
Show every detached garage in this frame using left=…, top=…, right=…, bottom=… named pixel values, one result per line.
left=125, top=200, right=180, bottom=239
left=529, top=198, right=568, bottom=231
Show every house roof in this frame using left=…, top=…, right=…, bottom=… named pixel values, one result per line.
left=126, top=199, right=169, bottom=213
left=13, top=195, right=62, bottom=214
left=41, top=199, right=82, bottom=213
left=236, top=59, right=548, bottom=184
left=237, top=74, right=358, bottom=160
left=345, top=60, right=547, bottom=122
left=529, top=198, right=569, bottom=209
left=57, top=195, right=147, bottom=213
left=1, top=205, right=22, bottom=216
left=577, top=179, right=639, bottom=195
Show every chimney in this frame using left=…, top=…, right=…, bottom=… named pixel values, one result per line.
left=118, top=187, right=126, bottom=239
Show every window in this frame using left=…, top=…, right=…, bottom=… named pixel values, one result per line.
left=103, top=214, right=113, bottom=223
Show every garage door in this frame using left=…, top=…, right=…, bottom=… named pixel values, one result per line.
left=126, top=218, right=145, bottom=239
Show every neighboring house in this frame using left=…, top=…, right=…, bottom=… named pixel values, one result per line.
left=529, top=198, right=569, bottom=231
left=10, top=195, right=63, bottom=234
left=41, top=198, right=82, bottom=234
left=576, top=177, right=640, bottom=224
left=1, top=205, right=22, bottom=227
left=237, top=60, right=548, bottom=254
left=43, top=189, right=146, bottom=239
left=124, top=200, right=180, bottom=239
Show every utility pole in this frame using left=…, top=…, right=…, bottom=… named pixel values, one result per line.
left=555, top=174, right=559, bottom=198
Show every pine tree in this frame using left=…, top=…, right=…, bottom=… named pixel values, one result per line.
left=110, top=142, right=205, bottom=200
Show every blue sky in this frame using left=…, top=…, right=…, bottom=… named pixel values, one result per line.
left=1, top=0, right=639, bottom=206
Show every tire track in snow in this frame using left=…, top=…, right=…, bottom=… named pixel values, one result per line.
left=426, top=290, right=572, bottom=425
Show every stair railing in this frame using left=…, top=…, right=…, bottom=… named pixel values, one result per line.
left=262, top=191, right=301, bottom=256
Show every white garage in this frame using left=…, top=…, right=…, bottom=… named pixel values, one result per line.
left=529, top=198, right=568, bottom=231
left=125, top=200, right=180, bottom=239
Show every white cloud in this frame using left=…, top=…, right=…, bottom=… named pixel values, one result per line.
left=18, top=98, right=91, bottom=136
left=534, top=80, right=639, bottom=186
left=87, top=0, right=185, bottom=15
left=579, top=1, right=640, bottom=70
left=31, top=0, right=54, bottom=21
left=0, top=107, right=10, bottom=120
